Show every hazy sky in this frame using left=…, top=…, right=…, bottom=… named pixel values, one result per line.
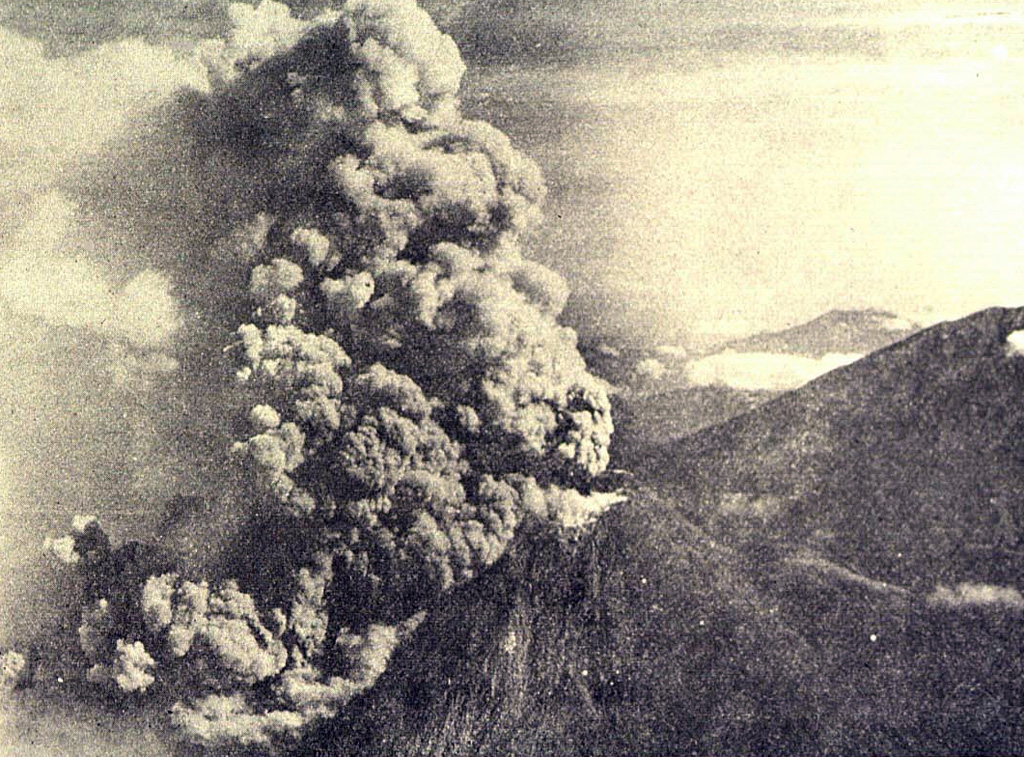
left=0, top=3, right=1020, bottom=553
left=2, top=0, right=1022, bottom=345
left=443, top=1, right=1024, bottom=343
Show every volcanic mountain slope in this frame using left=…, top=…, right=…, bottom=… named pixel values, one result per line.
left=644, top=306, right=1024, bottom=592
left=295, top=307, right=1024, bottom=757
left=307, top=490, right=822, bottom=757
left=609, top=384, right=767, bottom=465
left=301, top=485, right=1024, bottom=757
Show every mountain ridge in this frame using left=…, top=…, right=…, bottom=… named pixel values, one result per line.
left=605, top=307, right=924, bottom=464
left=646, top=306, right=1024, bottom=590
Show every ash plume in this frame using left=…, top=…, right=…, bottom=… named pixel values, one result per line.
left=37, top=0, right=614, bottom=750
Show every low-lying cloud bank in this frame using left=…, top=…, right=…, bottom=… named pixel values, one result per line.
left=1005, top=329, right=1024, bottom=357
left=683, top=351, right=863, bottom=392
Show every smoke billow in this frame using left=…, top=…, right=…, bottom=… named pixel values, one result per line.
left=927, top=582, right=1024, bottom=611
left=29, top=0, right=614, bottom=750
left=1005, top=329, right=1024, bottom=358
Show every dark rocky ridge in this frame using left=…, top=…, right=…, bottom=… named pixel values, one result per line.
left=649, top=306, right=1024, bottom=590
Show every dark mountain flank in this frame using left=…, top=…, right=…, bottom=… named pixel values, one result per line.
left=310, top=491, right=822, bottom=757
left=294, top=307, right=1024, bottom=757
left=595, top=309, right=923, bottom=468
left=307, top=488, right=1024, bottom=757
left=610, top=384, right=771, bottom=467
left=647, top=306, right=1024, bottom=591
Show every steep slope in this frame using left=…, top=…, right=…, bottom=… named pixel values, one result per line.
left=646, top=306, right=1024, bottom=591
left=609, top=385, right=769, bottom=466
left=595, top=309, right=921, bottom=466
left=308, top=487, right=822, bottom=756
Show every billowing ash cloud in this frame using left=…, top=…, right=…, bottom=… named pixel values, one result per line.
left=40, top=0, right=614, bottom=749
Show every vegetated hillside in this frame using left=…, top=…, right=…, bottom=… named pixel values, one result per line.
left=646, top=306, right=1024, bottom=592
left=302, top=483, right=1024, bottom=757
left=609, top=385, right=771, bottom=467
left=724, top=308, right=919, bottom=358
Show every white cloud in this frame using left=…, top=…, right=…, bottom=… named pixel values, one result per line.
left=634, top=357, right=667, bottom=381
left=1005, top=329, right=1024, bottom=357
left=684, top=350, right=863, bottom=392
left=0, top=27, right=209, bottom=199
left=0, top=25, right=211, bottom=353
left=879, top=315, right=917, bottom=332
left=0, top=193, right=181, bottom=349
left=927, top=582, right=1024, bottom=611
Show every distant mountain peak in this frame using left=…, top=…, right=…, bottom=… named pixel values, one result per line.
left=725, top=307, right=920, bottom=358
left=810, top=307, right=916, bottom=330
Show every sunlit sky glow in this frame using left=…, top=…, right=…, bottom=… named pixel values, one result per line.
left=1, top=0, right=1021, bottom=345
left=452, top=3, right=1024, bottom=343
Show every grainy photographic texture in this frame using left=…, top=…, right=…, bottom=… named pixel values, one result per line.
left=2, top=2, right=1023, bottom=755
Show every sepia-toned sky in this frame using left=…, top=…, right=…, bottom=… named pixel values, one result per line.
left=0, top=3, right=1020, bottom=558
left=438, top=0, right=1024, bottom=343
left=0, top=0, right=1021, bottom=571
left=2, top=0, right=1023, bottom=345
